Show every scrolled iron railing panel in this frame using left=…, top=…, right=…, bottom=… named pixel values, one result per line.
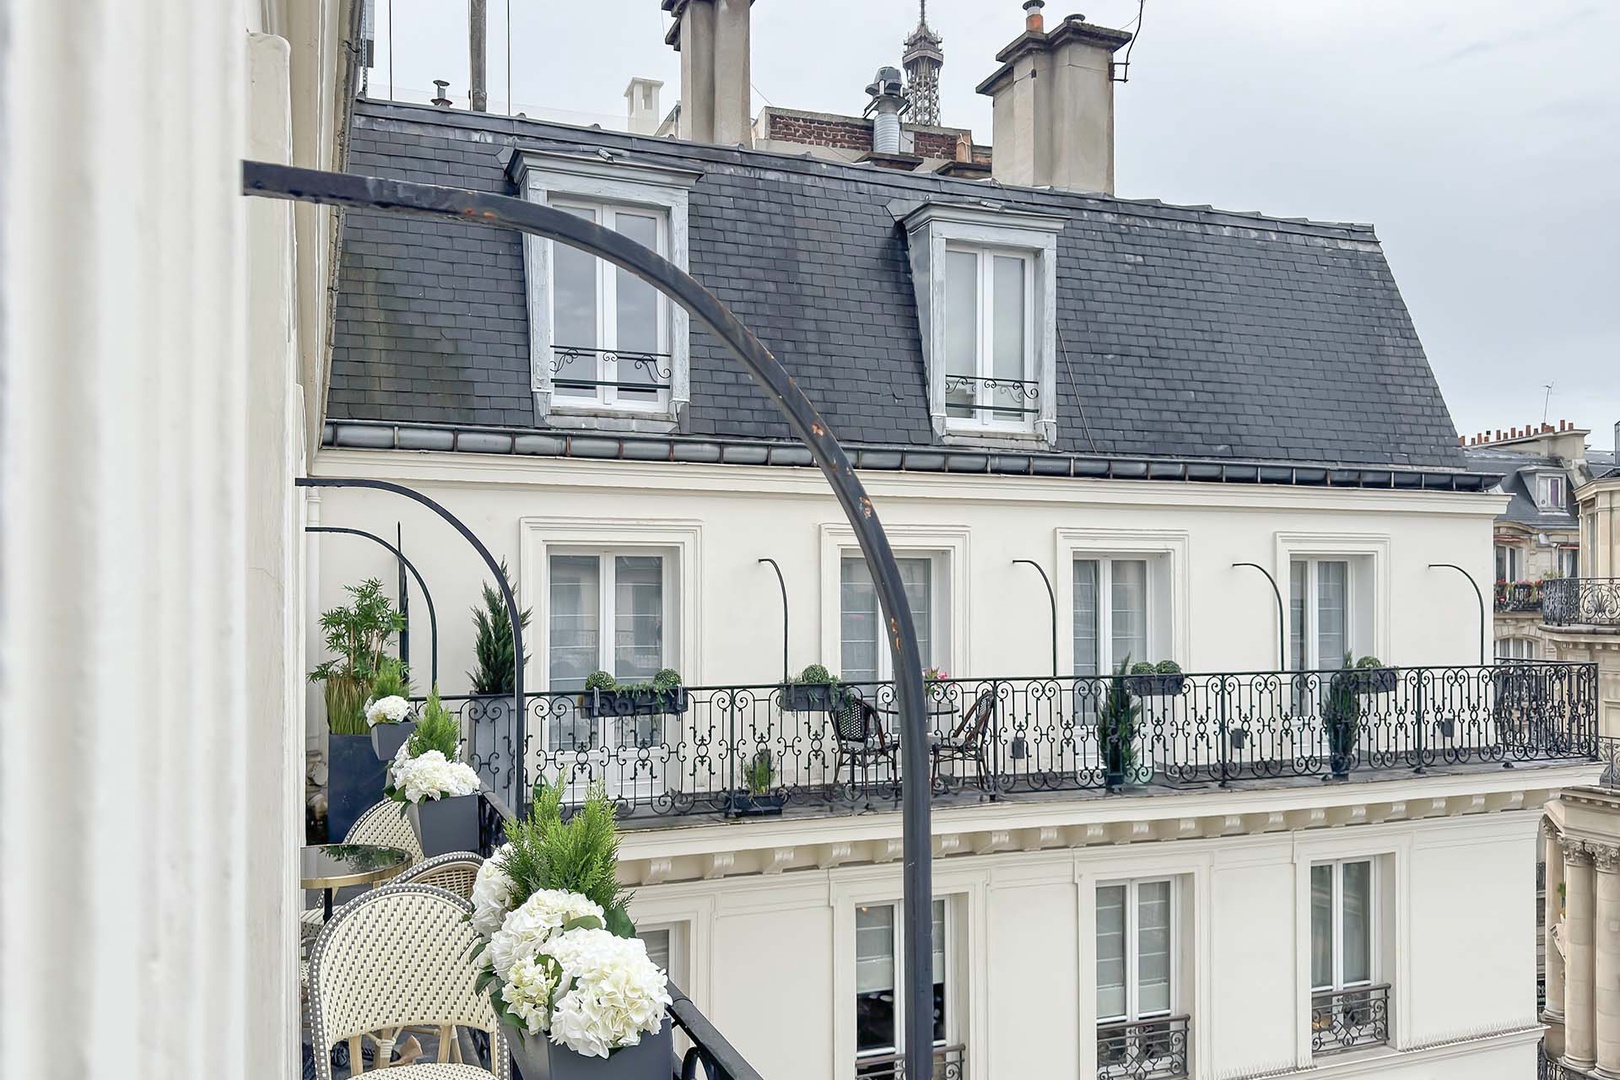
left=1544, top=578, right=1620, bottom=627
left=853, top=1044, right=966, bottom=1079
left=1097, top=1016, right=1189, bottom=1080
left=417, top=662, right=1598, bottom=822
left=1310, top=984, right=1389, bottom=1055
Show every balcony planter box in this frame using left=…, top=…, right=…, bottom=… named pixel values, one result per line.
left=781, top=683, right=844, bottom=712
left=1125, top=673, right=1186, bottom=698
left=726, top=791, right=788, bottom=817
left=327, top=733, right=387, bottom=842
left=580, top=688, right=689, bottom=719
left=505, top=1020, right=673, bottom=1080
left=370, top=720, right=417, bottom=762
left=405, top=792, right=481, bottom=857
left=1348, top=667, right=1397, bottom=694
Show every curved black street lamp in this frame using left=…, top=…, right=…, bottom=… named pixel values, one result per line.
left=246, top=160, right=935, bottom=1078
left=1012, top=559, right=1058, bottom=677
left=1232, top=562, right=1287, bottom=671
left=758, top=557, right=789, bottom=686
left=306, top=524, right=440, bottom=688
left=1428, top=563, right=1488, bottom=666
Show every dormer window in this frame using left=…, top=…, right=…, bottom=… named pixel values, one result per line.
left=509, top=151, right=700, bottom=428
left=1537, top=473, right=1568, bottom=510
left=898, top=202, right=1063, bottom=443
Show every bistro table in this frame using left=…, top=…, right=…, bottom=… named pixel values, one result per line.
left=301, top=843, right=410, bottom=921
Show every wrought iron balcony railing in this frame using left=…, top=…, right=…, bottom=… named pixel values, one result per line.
left=1310, top=984, right=1389, bottom=1055
left=1495, top=580, right=1544, bottom=613
left=1543, top=578, right=1620, bottom=627
left=1540, top=1037, right=1596, bottom=1079
left=1097, top=1016, right=1189, bottom=1080
left=855, top=1043, right=966, bottom=1079
left=432, top=662, right=1598, bottom=822
left=550, top=344, right=673, bottom=392
left=669, top=983, right=767, bottom=1080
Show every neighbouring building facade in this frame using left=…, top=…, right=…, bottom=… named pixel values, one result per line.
left=299, top=5, right=1602, bottom=1080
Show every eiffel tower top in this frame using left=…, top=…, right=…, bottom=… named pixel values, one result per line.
left=903, top=0, right=943, bottom=58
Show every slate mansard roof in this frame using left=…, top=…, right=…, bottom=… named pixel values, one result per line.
left=328, top=100, right=1473, bottom=483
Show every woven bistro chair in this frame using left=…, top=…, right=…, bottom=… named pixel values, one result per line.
left=393, top=851, right=483, bottom=900
left=307, top=883, right=511, bottom=1079
left=303, top=800, right=425, bottom=932
left=930, top=688, right=997, bottom=794
left=829, top=695, right=900, bottom=804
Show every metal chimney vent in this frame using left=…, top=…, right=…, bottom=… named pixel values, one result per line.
left=865, top=66, right=908, bottom=154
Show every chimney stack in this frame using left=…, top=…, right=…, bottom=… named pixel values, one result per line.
left=976, top=8, right=1132, bottom=193
left=663, top=0, right=754, bottom=147
left=624, top=77, right=665, bottom=135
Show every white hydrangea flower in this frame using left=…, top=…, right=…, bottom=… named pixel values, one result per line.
left=365, top=695, right=412, bottom=727
left=502, top=953, right=561, bottom=1036
left=388, top=749, right=481, bottom=803
left=541, top=928, right=670, bottom=1058
left=470, top=843, right=516, bottom=938
left=489, top=889, right=606, bottom=980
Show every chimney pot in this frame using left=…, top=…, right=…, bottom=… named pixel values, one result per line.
left=1024, top=0, right=1046, bottom=33
left=431, top=79, right=452, bottom=107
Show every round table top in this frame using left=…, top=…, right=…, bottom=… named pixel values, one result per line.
left=301, top=843, right=411, bottom=890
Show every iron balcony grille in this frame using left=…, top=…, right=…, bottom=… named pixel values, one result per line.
left=1543, top=578, right=1620, bottom=627
left=1097, top=1016, right=1189, bottom=1080
left=432, top=662, right=1599, bottom=823
left=1311, top=984, right=1389, bottom=1056
left=1494, top=580, right=1544, bottom=613
left=1538, top=1037, right=1593, bottom=1080
left=854, top=1044, right=966, bottom=1079
left=551, top=345, right=673, bottom=392
left=944, top=374, right=1040, bottom=416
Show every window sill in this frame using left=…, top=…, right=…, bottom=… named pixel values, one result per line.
left=544, top=406, right=681, bottom=435
left=940, top=428, right=1054, bottom=450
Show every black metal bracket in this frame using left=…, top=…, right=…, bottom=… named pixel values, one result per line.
left=1233, top=562, right=1287, bottom=671
left=758, top=558, right=789, bottom=686
left=1013, top=559, right=1058, bottom=678
left=1428, top=563, right=1488, bottom=666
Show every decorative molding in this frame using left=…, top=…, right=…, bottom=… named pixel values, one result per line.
left=1592, top=845, right=1620, bottom=873
left=1563, top=839, right=1596, bottom=866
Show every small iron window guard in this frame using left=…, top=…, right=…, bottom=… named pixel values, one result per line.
left=944, top=374, right=1040, bottom=416
left=552, top=345, right=673, bottom=392
left=1310, top=984, right=1389, bottom=1056
left=1097, top=1016, right=1189, bottom=1080
left=854, top=1043, right=966, bottom=1079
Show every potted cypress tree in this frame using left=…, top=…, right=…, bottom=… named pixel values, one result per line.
left=1098, top=661, right=1143, bottom=792
left=1324, top=654, right=1363, bottom=780
left=388, top=688, right=483, bottom=856
left=309, top=578, right=404, bottom=840
left=467, top=562, right=531, bottom=809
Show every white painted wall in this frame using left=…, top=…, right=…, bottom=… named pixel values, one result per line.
left=307, top=450, right=1504, bottom=697
left=621, top=798, right=1548, bottom=1080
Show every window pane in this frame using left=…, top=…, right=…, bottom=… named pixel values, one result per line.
left=1075, top=560, right=1100, bottom=677
left=856, top=905, right=897, bottom=1053
left=1311, top=864, right=1334, bottom=990
left=990, top=255, right=1026, bottom=420
left=549, top=555, right=600, bottom=691
left=932, top=899, right=947, bottom=1044
left=900, top=558, right=932, bottom=672
left=1290, top=560, right=1307, bottom=670
left=1111, top=560, right=1149, bottom=671
left=841, top=557, right=880, bottom=686
left=553, top=206, right=600, bottom=398
left=945, top=250, right=978, bottom=417
left=613, top=211, right=661, bottom=400
left=613, top=556, right=663, bottom=682
left=1342, top=861, right=1372, bottom=985
left=639, top=928, right=670, bottom=973
left=1096, top=885, right=1127, bottom=1021
left=1136, top=881, right=1172, bottom=1016
left=1317, top=561, right=1348, bottom=668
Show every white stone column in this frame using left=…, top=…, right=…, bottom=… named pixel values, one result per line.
left=1547, top=823, right=1567, bottom=1026
left=1598, top=845, right=1620, bottom=1079
left=1567, top=841, right=1599, bottom=1071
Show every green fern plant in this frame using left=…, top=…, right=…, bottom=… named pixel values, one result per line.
left=500, top=775, right=635, bottom=938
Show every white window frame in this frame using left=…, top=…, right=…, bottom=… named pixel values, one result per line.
left=941, top=245, right=1038, bottom=434
left=820, top=524, right=970, bottom=682
left=1559, top=546, right=1580, bottom=579
left=1275, top=534, right=1388, bottom=672
left=509, top=151, right=698, bottom=425
left=635, top=921, right=690, bottom=994
left=1495, top=543, right=1523, bottom=583
left=1309, top=859, right=1378, bottom=994
left=897, top=202, right=1063, bottom=444
left=852, top=898, right=955, bottom=1066
left=1095, top=877, right=1179, bottom=1024
left=1056, top=529, right=1189, bottom=677
left=1496, top=636, right=1538, bottom=661
left=544, top=549, right=674, bottom=686
left=839, top=553, right=944, bottom=684
left=520, top=517, right=703, bottom=690
left=1073, top=555, right=1161, bottom=676
left=1537, top=473, right=1569, bottom=511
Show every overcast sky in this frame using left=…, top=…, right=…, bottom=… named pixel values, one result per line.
left=371, top=0, right=1620, bottom=449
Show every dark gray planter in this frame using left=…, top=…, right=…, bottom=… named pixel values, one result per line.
left=328, top=733, right=388, bottom=841
left=370, top=720, right=417, bottom=762
left=505, top=1021, right=672, bottom=1080
left=405, top=793, right=481, bottom=857
left=580, top=688, right=689, bottom=719
left=726, top=791, right=787, bottom=817
left=1125, top=673, right=1186, bottom=697
left=1349, top=667, right=1398, bottom=694
left=781, top=683, right=843, bottom=712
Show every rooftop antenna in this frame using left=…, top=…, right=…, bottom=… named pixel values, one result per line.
left=1542, top=383, right=1554, bottom=425
left=1113, top=0, right=1146, bottom=83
